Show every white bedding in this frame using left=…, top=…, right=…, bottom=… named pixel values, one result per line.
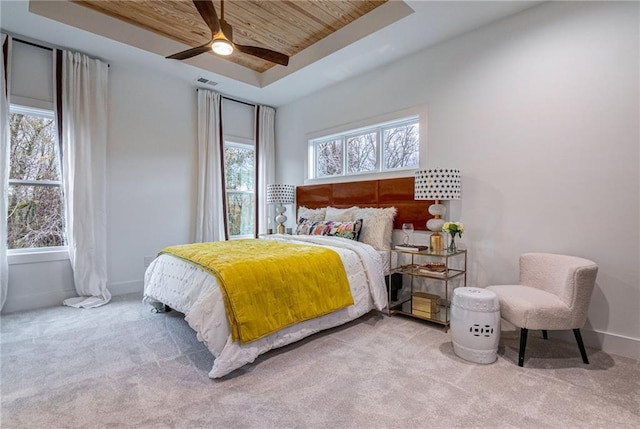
left=143, top=235, right=387, bottom=378
left=378, top=249, right=399, bottom=276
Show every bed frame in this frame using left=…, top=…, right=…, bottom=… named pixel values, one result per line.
left=296, top=177, right=434, bottom=230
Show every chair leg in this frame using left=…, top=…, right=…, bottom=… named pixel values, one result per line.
left=573, top=328, right=589, bottom=364
left=542, top=330, right=548, bottom=340
left=518, top=328, right=528, bottom=367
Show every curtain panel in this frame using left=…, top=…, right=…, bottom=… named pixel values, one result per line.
left=256, top=105, right=275, bottom=235
left=54, top=49, right=111, bottom=308
left=196, top=89, right=227, bottom=242
left=0, top=34, right=11, bottom=311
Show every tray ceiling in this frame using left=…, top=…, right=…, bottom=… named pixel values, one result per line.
left=74, top=0, right=387, bottom=73
left=11, top=1, right=542, bottom=105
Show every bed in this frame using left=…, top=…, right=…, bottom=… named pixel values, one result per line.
left=143, top=177, right=434, bottom=378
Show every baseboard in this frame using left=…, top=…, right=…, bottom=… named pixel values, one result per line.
left=555, top=328, right=640, bottom=361
left=108, top=280, right=143, bottom=296
left=501, top=320, right=639, bottom=361
left=1, top=288, right=77, bottom=314
left=2, top=280, right=143, bottom=314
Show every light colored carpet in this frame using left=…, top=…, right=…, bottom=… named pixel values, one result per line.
left=1, top=293, right=639, bottom=428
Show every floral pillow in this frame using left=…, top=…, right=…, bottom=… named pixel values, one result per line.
left=295, top=218, right=363, bottom=241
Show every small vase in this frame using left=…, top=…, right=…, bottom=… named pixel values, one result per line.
left=448, top=234, right=457, bottom=253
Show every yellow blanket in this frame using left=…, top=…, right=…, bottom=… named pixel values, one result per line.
left=160, top=239, right=354, bottom=344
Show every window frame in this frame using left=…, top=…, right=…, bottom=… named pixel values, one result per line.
left=308, top=113, right=421, bottom=181
left=223, top=136, right=256, bottom=240
left=7, top=103, right=68, bottom=262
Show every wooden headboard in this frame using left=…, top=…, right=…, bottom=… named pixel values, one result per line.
left=296, top=177, right=434, bottom=230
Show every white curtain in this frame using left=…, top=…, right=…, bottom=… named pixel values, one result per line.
left=0, top=34, right=11, bottom=311
left=196, top=89, right=226, bottom=242
left=256, top=105, right=275, bottom=235
left=56, top=50, right=110, bottom=308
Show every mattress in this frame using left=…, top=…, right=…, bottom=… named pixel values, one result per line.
left=143, top=235, right=387, bottom=378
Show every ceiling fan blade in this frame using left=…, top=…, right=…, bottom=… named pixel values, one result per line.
left=166, top=42, right=212, bottom=60
left=234, top=44, right=289, bottom=66
left=192, top=0, right=221, bottom=35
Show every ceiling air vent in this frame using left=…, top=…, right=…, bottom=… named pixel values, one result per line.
left=195, top=77, right=218, bottom=87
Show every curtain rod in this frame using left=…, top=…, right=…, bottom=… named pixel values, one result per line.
left=223, top=95, right=255, bottom=108
left=195, top=88, right=258, bottom=108
left=14, top=38, right=52, bottom=52
left=196, top=88, right=275, bottom=110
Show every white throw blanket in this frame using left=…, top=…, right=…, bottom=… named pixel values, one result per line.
left=144, top=235, right=387, bottom=378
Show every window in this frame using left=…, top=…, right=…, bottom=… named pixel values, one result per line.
left=310, top=116, right=419, bottom=179
left=347, top=131, right=377, bottom=174
left=224, top=140, right=255, bottom=238
left=7, top=105, right=66, bottom=250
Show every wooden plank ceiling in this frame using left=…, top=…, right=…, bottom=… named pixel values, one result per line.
left=74, top=0, right=387, bottom=73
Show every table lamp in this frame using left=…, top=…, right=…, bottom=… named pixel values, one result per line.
left=414, top=168, right=461, bottom=251
left=266, top=184, right=295, bottom=234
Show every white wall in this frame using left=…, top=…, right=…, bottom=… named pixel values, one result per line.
left=276, top=1, right=639, bottom=358
left=106, top=62, right=197, bottom=294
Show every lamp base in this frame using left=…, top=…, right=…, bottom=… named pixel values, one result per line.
left=274, top=205, right=287, bottom=235
left=430, top=232, right=445, bottom=251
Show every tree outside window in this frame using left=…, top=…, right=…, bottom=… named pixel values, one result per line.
left=224, top=141, right=255, bottom=237
left=7, top=106, right=65, bottom=249
left=347, top=132, right=377, bottom=174
left=383, top=121, right=419, bottom=170
left=317, top=139, right=342, bottom=177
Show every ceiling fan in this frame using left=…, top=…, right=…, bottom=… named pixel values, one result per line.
left=166, top=0, right=289, bottom=66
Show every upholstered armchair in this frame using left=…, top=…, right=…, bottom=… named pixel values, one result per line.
left=487, top=253, right=598, bottom=367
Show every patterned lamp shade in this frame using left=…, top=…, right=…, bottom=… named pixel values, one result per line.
left=266, top=184, right=295, bottom=204
left=414, top=168, right=461, bottom=200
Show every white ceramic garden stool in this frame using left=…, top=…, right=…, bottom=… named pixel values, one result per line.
left=450, top=287, right=501, bottom=364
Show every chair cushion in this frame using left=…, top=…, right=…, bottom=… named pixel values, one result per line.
left=486, top=285, right=573, bottom=330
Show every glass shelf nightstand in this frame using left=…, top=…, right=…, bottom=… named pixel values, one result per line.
left=387, top=248, right=467, bottom=332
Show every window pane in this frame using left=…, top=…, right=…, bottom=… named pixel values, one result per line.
left=317, top=140, right=342, bottom=177
left=347, top=132, right=377, bottom=174
left=224, top=145, right=254, bottom=191
left=227, top=191, right=255, bottom=236
left=224, top=143, right=255, bottom=236
left=383, top=122, right=419, bottom=170
left=7, top=184, right=65, bottom=249
left=9, top=113, right=60, bottom=181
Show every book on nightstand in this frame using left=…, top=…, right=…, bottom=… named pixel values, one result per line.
left=394, top=244, right=429, bottom=252
left=417, top=268, right=448, bottom=277
left=417, top=262, right=448, bottom=277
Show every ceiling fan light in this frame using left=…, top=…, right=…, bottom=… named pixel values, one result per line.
left=212, top=39, right=233, bottom=56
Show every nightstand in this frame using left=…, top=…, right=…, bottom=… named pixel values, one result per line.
left=387, top=248, right=467, bottom=332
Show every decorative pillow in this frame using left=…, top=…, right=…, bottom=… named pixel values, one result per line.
left=325, top=206, right=360, bottom=222
left=297, top=206, right=326, bottom=222
left=354, top=207, right=397, bottom=251
left=295, top=218, right=363, bottom=241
